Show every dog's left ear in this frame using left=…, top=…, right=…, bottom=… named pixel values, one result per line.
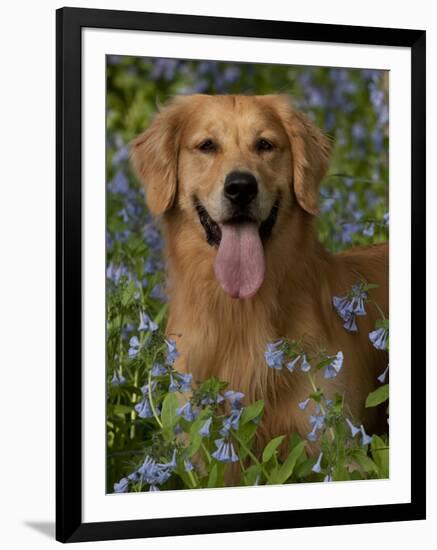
left=268, top=96, right=332, bottom=215
left=130, top=98, right=186, bottom=215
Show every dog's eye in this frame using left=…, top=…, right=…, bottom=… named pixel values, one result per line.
left=256, top=138, right=274, bottom=152
left=198, top=139, right=217, bottom=153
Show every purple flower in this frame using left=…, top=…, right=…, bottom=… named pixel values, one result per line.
left=346, top=418, right=360, bottom=437
left=324, top=351, right=344, bottom=379
left=312, top=452, right=323, bottom=473
left=265, top=340, right=284, bottom=369
left=369, top=327, right=388, bottom=350
left=128, top=336, right=141, bottom=358
left=199, top=417, right=212, bottom=437
left=300, top=355, right=311, bottom=372
left=211, top=438, right=239, bottom=463
left=165, top=339, right=180, bottom=365
left=135, top=397, right=154, bottom=419
left=176, top=401, right=197, bottom=422
left=184, top=457, right=194, bottom=472
left=138, top=311, right=158, bottom=332
left=151, top=362, right=167, bottom=376
left=360, top=424, right=373, bottom=446
left=298, top=398, right=310, bottom=410
left=168, top=375, right=179, bottom=392
left=111, top=370, right=126, bottom=386
left=220, top=409, right=242, bottom=436
left=113, top=477, right=129, bottom=493
left=377, top=365, right=389, bottom=384
left=223, top=390, right=245, bottom=409
left=286, top=355, right=301, bottom=373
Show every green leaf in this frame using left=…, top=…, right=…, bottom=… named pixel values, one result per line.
left=243, top=465, right=262, bottom=486
left=371, top=435, right=389, bottom=478
left=375, top=318, right=389, bottom=330
left=365, top=384, right=389, bottom=408
left=240, top=400, right=264, bottom=425
left=121, top=280, right=136, bottom=307
left=269, top=441, right=306, bottom=484
left=160, top=393, right=179, bottom=441
left=207, top=464, right=218, bottom=488
left=262, top=435, right=285, bottom=463
left=353, top=450, right=378, bottom=473
left=187, top=410, right=210, bottom=456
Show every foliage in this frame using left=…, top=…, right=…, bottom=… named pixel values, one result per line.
left=106, top=56, right=389, bottom=492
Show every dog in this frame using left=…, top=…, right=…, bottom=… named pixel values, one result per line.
left=131, top=94, right=388, bottom=457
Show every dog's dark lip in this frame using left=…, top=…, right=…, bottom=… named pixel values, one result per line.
left=194, top=196, right=280, bottom=247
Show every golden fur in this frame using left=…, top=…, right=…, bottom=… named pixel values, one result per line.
left=131, top=94, right=388, bottom=455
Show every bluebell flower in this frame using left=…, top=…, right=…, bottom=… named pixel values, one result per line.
left=223, top=390, right=245, bottom=409
left=113, top=477, right=129, bottom=493
left=135, top=396, right=154, bottom=418
left=383, top=212, right=389, bottom=226
left=137, top=456, right=172, bottom=486
left=211, top=438, right=239, bottom=463
left=176, top=373, right=192, bottom=393
left=184, top=457, right=194, bottom=472
left=312, top=452, right=323, bottom=473
left=176, top=401, right=197, bottom=422
left=264, top=340, right=284, bottom=369
left=369, top=327, right=388, bottom=350
left=151, top=362, right=167, bottom=376
left=149, top=485, right=160, bottom=492
left=199, top=417, right=212, bottom=437
left=106, top=262, right=129, bottom=284
left=112, top=145, right=129, bottom=166
left=286, top=355, right=301, bottom=372
left=346, top=418, right=360, bottom=437
left=144, top=223, right=164, bottom=251
left=168, top=375, right=179, bottom=392
left=343, top=314, right=358, bottom=332
left=110, top=170, right=129, bottom=194
left=128, top=336, right=141, bottom=358
left=150, top=283, right=166, bottom=302
left=360, top=424, right=373, bottom=446
left=138, top=311, right=158, bottom=332
left=324, top=474, right=333, bottom=482
left=165, top=339, right=180, bottom=365
left=324, top=351, right=344, bottom=379
left=220, top=409, right=242, bottom=435
left=377, top=365, right=389, bottom=384
left=363, top=223, right=375, bottom=237
left=174, top=423, right=182, bottom=435
left=307, top=425, right=318, bottom=442
left=127, top=471, right=139, bottom=482
left=300, top=355, right=311, bottom=372
left=111, top=370, right=126, bottom=386
left=298, top=398, right=310, bottom=410
left=141, top=380, right=157, bottom=396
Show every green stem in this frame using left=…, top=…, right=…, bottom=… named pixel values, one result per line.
left=307, top=372, right=335, bottom=441
left=187, top=469, right=198, bottom=488
left=369, top=298, right=386, bottom=320
left=230, top=430, right=272, bottom=483
left=200, top=442, right=212, bottom=465
left=148, top=369, right=163, bottom=429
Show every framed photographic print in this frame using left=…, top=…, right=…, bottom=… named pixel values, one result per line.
left=56, top=6, right=426, bottom=543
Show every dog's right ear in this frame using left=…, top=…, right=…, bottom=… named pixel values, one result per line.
left=130, top=99, right=185, bottom=215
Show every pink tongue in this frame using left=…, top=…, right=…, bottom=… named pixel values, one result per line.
left=214, top=222, right=265, bottom=299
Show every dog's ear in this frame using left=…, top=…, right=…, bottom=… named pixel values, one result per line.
left=268, top=96, right=332, bottom=215
left=130, top=98, right=186, bottom=215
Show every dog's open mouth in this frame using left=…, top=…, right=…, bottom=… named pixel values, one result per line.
left=194, top=197, right=279, bottom=299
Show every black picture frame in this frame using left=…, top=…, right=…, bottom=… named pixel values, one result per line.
left=56, top=6, right=426, bottom=543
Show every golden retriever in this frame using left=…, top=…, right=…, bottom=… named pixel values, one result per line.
left=131, top=94, right=388, bottom=457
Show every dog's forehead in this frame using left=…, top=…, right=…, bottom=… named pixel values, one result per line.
left=182, top=95, right=284, bottom=138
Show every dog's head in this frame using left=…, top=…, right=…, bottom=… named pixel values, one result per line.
left=131, top=94, right=331, bottom=299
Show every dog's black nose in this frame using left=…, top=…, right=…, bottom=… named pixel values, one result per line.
left=224, top=171, right=258, bottom=206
